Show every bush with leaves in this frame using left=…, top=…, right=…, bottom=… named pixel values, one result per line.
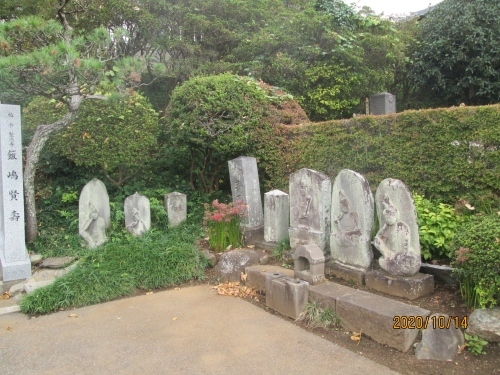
left=24, top=93, right=159, bottom=187
left=164, top=74, right=282, bottom=193
left=413, top=194, right=466, bottom=261
left=452, top=214, right=500, bottom=308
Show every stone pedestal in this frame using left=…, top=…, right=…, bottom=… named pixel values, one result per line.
left=365, top=270, right=434, bottom=300
left=265, top=274, right=308, bottom=319
left=293, top=243, right=325, bottom=285
left=325, top=261, right=367, bottom=285
left=164, top=192, right=187, bottom=227
left=228, top=157, right=264, bottom=245
left=0, top=104, right=30, bottom=281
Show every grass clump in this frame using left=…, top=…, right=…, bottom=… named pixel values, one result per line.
left=20, top=224, right=208, bottom=315
left=296, top=300, right=340, bottom=329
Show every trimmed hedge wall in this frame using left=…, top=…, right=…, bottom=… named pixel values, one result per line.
left=255, top=105, right=500, bottom=210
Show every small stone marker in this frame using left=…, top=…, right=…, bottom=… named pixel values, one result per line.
left=164, top=192, right=187, bottom=227
left=373, top=178, right=421, bottom=276
left=415, top=313, right=464, bottom=361
left=288, top=168, right=331, bottom=254
left=264, top=190, right=289, bottom=243
left=78, top=179, right=110, bottom=249
left=293, top=243, right=325, bottom=285
left=369, top=92, right=396, bottom=115
left=125, top=192, right=151, bottom=236
left=0, top=104, right=31, bottom=281
left=330, top=169, right=374, bottom=272
left=228, top=156, right=264, bottom=244
left=265, top=273, right=308, bottom=320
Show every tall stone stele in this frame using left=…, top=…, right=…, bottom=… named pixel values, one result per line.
left=228, top=156, right=264, bottom=245
left=373, top=178, right=421, bottom=276
left=125, top=192, right=151, bottom=236
left=288, top=168, right=331, bottom=254
left=330, top=169, right=374, bottom=272
left=264, top=190, right=289, bottom=243
left=78, top=179, right=110, bottom=249
left=164, top=192, right=187, bottom=227
left=0, top=104, right=31, bottom=281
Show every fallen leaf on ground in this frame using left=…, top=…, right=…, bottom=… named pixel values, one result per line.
left=145, top=291, right=153, bottom=295
left=174, top=287, right=180, bottom=290
left=226, top=245, right=232, bottom=251
left=247, top=245, right=255, bottom=249
left=240, top=272, right=247, bottom=282
left=68, top=314, right=78, bottom=318
left=173, top=317, right=178, bottom=321
left=214, top=281, right=258, bottom=299
left=458, top=344, right=466, bottom=354
left=6, top=327, right=13, bottom=331
left=1, top=292, right=11, bottom=300
left=351, top=330, right=362, bottom=345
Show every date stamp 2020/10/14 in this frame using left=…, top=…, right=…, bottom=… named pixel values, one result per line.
left=393, top=315, right=468, bottom=330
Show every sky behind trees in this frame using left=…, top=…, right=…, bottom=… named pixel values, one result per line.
left=347, top=0, right=444, bottom=15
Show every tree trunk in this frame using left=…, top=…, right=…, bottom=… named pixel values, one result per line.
left=24, top=95, right=82, bottom=243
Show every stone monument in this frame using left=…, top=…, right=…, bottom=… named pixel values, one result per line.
left=328, top=169, right=374, bottom=284
left=369, top=92, right=396, bottom=115
left=78, top=179, right=110, bottom=249
left=263, top=190, right=289, bottom=244
left=125, top=192, right=151, bottom=236
left=228, top=156, right=264, bottom=245
left=164, top=192, right=187, bottom=227
left=288, top=168, right=331, bottom=254
left=0, top=104, right=31, bottom=281
left=366, top=178, right=434, bottom=300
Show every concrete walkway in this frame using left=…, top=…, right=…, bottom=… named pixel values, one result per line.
left=0, top=285, right=399, bottom=375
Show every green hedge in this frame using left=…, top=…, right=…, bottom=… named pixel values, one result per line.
left=255, top=105, right=500, bottom=209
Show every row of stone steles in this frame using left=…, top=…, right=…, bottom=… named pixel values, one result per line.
left=228, top=156, right=434, bottom=301
left=77, top=179, right=187, bottom=249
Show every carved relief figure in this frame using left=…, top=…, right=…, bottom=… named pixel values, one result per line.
left=373, top=195, right=420, bottom=276
left=298, top=179, right=312, bottom=228
left=126, top=208, right=147, bottom=236
left=79, top=202, right=107, bottom=248
left=332, top=190, right=362, bottom=248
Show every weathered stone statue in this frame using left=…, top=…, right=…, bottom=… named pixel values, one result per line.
left=78, top=179, right=110, bottom=249
left=373, top=179, right=421, bottom=276
left=125, top=192, right=151, bottom=236
left=289, top=168, right=331, bottom=253
left=79, top=202, right=107, bottom=248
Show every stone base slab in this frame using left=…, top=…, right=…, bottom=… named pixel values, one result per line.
left=365, top=270, right=434, bottom=300
left=254, top=241, right=278, bottom=252
left=266, top=275, right=308, bottom=319
left=0, top=257, right=31, bottom=282
left=308, top=281, right=358, bottom=311
left=325, top=261, right=366, bottom=285
left=245, top=265, right=294, bottom=293
left=242, top=226, right=264, bottom=246
left=336, top=290, right=430, bottom=352
left=420, top=263, right=457, bottom=285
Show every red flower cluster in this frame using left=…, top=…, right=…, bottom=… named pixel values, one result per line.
left=204, top=199, right=247, bottom=224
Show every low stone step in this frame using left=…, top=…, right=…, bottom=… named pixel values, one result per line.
left=247, top=266, right=431, bottom=352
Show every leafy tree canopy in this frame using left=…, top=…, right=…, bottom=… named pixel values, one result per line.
left=410, top=0, right=500, bottom=107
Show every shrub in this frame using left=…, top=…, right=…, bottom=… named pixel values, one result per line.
left=451, top=214, right=500, bottom=308
left=413, top=193, right=465, bottom=261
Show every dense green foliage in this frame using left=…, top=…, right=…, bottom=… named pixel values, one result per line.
left=164, top=74, right=293, bottom=192
left=20, top=226, right=208, bottom=314
left=413, top=194, right=466, bottom=261
left=452, top=214, right=500, bottom=308
left=256, top=105, right=500, bottom=210
left=24, top=94, right=160, bottom=186
left=409, top=0, right=500, bottom=107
